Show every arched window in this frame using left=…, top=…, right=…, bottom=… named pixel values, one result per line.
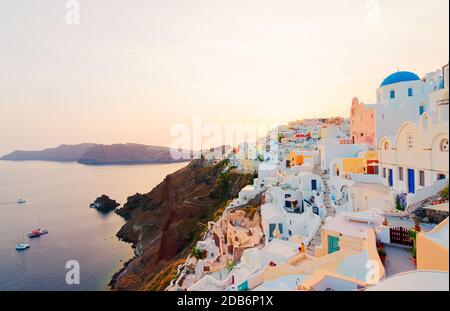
left=440, top=138, right=449, bottom=152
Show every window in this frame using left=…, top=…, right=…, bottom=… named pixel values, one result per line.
left=383, top=141, right=390, bottom=150
left=399, top=167, right=404, bottom=181
left=419, top=171, right=425, bottom=187
left=419, top=105, right=425, bottom=115
left=285, top=194, right=291, bottom=198
left=437, top=173, right=446, bottom=180
left=407, top=134, right=414, bottom=150
left=390, top=90, right=395, bottom=99
left=440, top=138, right=449, bottom=152
left=408, top=87, right=413, bottom=97
left=383, top=167, right=386, bottom=178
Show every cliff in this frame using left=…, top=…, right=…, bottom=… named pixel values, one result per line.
left=78, top=143, right=189, bottom=165
left=0, top=143, right=95, bottom=162
left=110, top=159, right=253, bottom=291
left=1, top=143, right=190, bottom=165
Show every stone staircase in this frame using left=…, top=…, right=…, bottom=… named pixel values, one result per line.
left=307, top=230, right=322, bottom=255
left=316, top=166, right=335, bottom=218
left=305, top=166, right=337, bottom=256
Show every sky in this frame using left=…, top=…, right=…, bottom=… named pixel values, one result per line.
left=0, top=0, right=448, bottom=154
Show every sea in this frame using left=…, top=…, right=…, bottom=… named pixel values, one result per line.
left=0, top=160, right=187, bottom=290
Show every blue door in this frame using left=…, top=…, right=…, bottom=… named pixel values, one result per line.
left=311, top=179, right=317, bottom=191
left=238, top=280, right=248, bottom=291
left=269, top=223, right=276, bottom=239
left=328, top=235, right=340, bottom=254
left=408, top=169, right=415, bottom=194
left=388, top=169, right=393, bottom=187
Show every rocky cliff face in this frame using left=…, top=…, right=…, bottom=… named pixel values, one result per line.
left=78, top=143, right=189, bottom=165
left=0, top=143, right=95, bottom=162
left=111, top=159, right=253, bottom=291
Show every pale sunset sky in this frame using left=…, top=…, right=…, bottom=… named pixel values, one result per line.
left=0, top=0, right=448, bottom=154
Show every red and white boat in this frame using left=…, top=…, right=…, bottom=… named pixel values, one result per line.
left=27, top=229, right=49, bottom=238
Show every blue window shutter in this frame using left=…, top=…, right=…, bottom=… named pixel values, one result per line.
left=419, top=106, right=425, bottom=115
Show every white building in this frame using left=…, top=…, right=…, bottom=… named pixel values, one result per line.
left=240, top=238, right=300, bottom=270
left=261, top=194, right=321, bottom=246
left=238, top=185, right=260, bottom=205
left=378, top=66, right=449, bottom=200
left=255, top=162, right=280, bottom=188
left=318, top=142, right=369, bottom=172
left=359, top=70, right=443, bottom=148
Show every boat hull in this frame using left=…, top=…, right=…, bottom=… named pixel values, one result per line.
left=27, top=230, right=49, bottom=238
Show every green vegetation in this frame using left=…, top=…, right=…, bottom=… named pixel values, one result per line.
left=278, top=133, right=284, bottom=143
left=395, top=195, right=405, bottom=211
left=409, top=246, right=417, bottom=259
left=209, top=165, right=253, bottom=202
left=226, top=260, right=237, bottom=272
left=442, top=184, right=449, bottom=200
left=408, top=228, right=418, bottom=259
left=191, top=246, right=207, bottom=260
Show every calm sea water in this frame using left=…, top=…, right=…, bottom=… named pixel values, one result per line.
left=0, top=160, right=187, bottom=291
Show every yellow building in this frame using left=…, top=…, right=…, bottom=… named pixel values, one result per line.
left=416, top=217, right=449, bottom=272
left=332, top=151, right=378, bottom=177
left=289, top=150, right=304, bottom=166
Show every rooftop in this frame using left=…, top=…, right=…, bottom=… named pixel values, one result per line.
left=322, top=212, right=380, bottom=239
left=380, top=71, right=421, bottom=87
left=366, top=271, right=449, bottom=291
left=423, top=220, right=449, bottom=249
left=254, top=274, right=307, bottom=291
left=264, top=238, right=299, bottom=256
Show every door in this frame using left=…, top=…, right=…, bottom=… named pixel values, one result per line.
left=408, top=169, right=415, bottom=194
left=388, top=169, right=393, bottom=187
left=328, top=235, right=340, bottom=254
left=313, top=206, right=319, bottom=215
left=237, top=280, right=249, bottom=291
left=311, top=179, right=317, bottom=191
left=269, top=223, right=276, bottom=239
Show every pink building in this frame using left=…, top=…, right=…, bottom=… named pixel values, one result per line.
left=350, top=97, right=376, bottom=146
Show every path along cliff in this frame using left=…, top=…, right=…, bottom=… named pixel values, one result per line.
left=110, top=159, right=253, bottom=290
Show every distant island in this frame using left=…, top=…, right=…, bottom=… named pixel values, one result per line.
left=0, top=143, right=191, bottom=165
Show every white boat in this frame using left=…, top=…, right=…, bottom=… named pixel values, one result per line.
left=15, top=243, right=30, bottom=251
left=17, top=199, right=26, bottom=204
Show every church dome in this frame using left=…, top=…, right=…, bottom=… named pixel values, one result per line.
left=380, top=71, right=420, bottom=87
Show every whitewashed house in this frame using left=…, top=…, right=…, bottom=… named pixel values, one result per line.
left=378, top=65, right=449, bottom=203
